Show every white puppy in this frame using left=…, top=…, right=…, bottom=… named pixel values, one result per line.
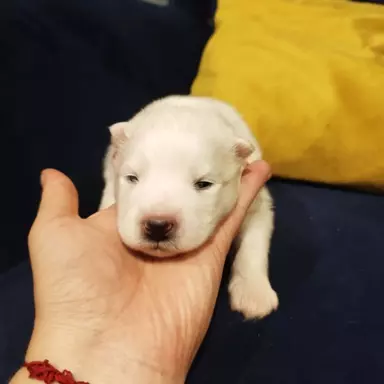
left=100, top=95, right=278, bottom=319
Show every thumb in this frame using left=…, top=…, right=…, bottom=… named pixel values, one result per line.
left=213, top=160, right=271, bottom=249
left=36, top=169, right=79, bottom=222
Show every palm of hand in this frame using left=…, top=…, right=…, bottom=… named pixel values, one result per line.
left=29, top=206, right=226, bottom=377
left=24, top=164, right=268, bottom=383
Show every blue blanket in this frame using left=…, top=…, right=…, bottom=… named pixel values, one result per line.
left=1, top=1, right=384, bottom=383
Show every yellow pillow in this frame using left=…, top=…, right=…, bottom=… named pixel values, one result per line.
left=192, top=0, right=384, bottom=188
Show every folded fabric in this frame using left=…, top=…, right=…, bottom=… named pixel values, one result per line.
left=192, top=0, right=384, bottom=189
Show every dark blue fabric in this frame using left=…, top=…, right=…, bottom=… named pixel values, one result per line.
left=189, top=181, right=384, bottom=384
left=1, top=0, right=384, bottom=383
left=2, top=181, right=384, bottom=383
left=0, top=0, right=214, bottom=272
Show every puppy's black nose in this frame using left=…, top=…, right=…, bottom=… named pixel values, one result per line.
left=142, top=218, right=176, bottom=242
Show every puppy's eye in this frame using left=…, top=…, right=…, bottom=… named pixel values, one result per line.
left=194, top=180, right=214, bottom=191
left=126, top=174, right=139, bottom=184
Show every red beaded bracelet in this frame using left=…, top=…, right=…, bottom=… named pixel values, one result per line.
left=23, top=360, right=89, bottom=384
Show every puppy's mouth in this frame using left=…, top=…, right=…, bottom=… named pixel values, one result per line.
left=133, top=240, right=181, bottom=258
left=148, top=242, right=169, bottom=252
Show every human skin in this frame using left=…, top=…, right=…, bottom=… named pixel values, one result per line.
left=10, top=161, right=270, bottom=384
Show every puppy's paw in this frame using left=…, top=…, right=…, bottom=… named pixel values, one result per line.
left=229, top=274, right=278, bottom=320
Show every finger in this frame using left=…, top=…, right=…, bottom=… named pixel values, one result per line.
left=36, top=169, right=79, bottom=221
left=213, top=160, right=271, bottom=247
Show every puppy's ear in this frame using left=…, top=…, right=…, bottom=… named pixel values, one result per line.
left=109, top=122, right=129, bottom=147
left=234, top=138, right=255, bottom=160
left=212, top=99, right=260, bottom=161
left=109, top=122, right=129, bottom=166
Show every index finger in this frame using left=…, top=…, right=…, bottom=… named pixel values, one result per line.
left=212, top=160, right=271, bottom=249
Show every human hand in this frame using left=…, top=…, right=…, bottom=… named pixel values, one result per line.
left=12, top=161, right=270, bottom=384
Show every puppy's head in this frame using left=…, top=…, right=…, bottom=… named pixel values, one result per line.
left=109, top=96, right=257, bottom=257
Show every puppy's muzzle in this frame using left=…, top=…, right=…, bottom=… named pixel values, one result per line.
left=141, top=216, right=178, bottom=243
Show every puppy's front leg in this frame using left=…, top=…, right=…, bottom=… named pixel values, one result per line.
left=229, top=187, right=278, bottom=319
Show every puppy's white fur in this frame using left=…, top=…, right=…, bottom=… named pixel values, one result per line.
left=100, top=95, right=278, bottom=319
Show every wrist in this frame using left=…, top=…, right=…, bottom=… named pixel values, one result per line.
left=10, top=324, right=187, bottom=384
